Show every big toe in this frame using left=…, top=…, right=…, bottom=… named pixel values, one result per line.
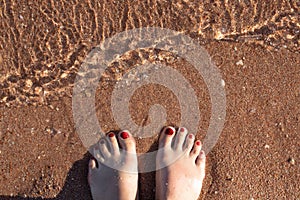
left=158, top=126, right=176, bottom=149
left=118, top=130, right=136, bottom=153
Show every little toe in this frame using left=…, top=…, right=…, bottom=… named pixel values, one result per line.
left=89, top=158, right=97, bottom=171
left=158, top=126, right=176, bottom=149
left=196, top=150, right=206, bottom=170
left=118, top=130, right=136, bottom=153
left=173, top=127, right=188, bottom=150
left=190, top=140, right=202, bottom=159
left=88, top=158, right=98, bottom=185
left=107, top=132, right=120, bottom=155
left=196, top=150, right=206, bottom=180
left=98, top=139, right=111, bottom=158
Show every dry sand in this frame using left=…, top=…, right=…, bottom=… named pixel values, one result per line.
left=0, top=0, right=299, bottom=199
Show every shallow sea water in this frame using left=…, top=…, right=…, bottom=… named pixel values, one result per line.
left=0, top=0, right=299, bottom=107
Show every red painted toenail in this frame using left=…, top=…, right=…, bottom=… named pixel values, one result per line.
left=165, top=128, right=174, bottom=135
left=120, top=131, right=130, bottom=139
left=108, top=132, right=114, bottom=137
left=180, top=127, right=185, bottom=132
left=196, top=141, right=201, bottom=146
left=189, top=134, right=193, bottom=139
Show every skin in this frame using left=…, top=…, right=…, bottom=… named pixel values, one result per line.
left=155, top=126, right=206, bottom=200
left=88, top=127, right=206, bottom=200
left=88, top=131, right=138, bottom=200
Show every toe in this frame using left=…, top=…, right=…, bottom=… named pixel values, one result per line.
left=196, top=150, right=206, bottom=180
left=88, top=158, right=98, bottom=185
left=190, top=140, right=202, bottom=159
left=196, top=150, right=206, bottom=169
left=98, top=139, right=111, bottom=158
left=118, top=130, right=136, bottom=153
left=173, top=127, right=188, bottom=150
left=158, top=126, right=176, bottom=149
left=184, top=133, right=195, bottom=153
left=89, top=158, right=97, bottom=170
left=94, top=148, right=105, bottom=163
left=107, top=132, right=120, bottom=155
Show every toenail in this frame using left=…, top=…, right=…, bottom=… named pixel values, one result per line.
left=180, top=127, right=185, bottom=132
left=200, top=150, right=205, bottom=158
left=108, top=132, right=115, bottom=137
left=196, top=141, right=201, bottom=146
left=188, top=134, right=193, bottom=139
left=165, top=128, right=174, bottom=135
left=100, top=140, right=105, bottom=144
left=120, top=131, right=130, bottom=139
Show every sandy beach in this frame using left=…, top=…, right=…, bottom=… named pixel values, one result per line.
left=0, top=0, right=299, bottom=199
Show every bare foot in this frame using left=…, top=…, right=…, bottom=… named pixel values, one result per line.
left=88, top=130, right=138, bottom=200
left=156, top=126, right=206, bottom=200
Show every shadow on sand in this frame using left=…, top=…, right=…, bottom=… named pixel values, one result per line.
left=0, top=153, right=93, bottom=200
left=1, top=134, right=161, bottom=200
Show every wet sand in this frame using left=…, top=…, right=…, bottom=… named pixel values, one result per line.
left=0, top=0, right=300, bottom=199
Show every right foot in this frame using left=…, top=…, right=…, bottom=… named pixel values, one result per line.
left=156, top=126, right=206, bottom=200
left=88, top=130, right=138, bottom=200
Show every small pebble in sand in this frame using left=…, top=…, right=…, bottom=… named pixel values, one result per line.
left=25, top=79, right=33, bottom=88
left=249, top=108, right=256, bottom=115
left=60, top=73, right=68, bottom=79
left=288, top=158, right=295, bottom=165
left=34, top=87, right=43, bottom=95
left=0, top=150, right=2, bottom=154
left=264, top=144, right=270, bottom=149
left=221, top=79, right=225, bottom=87
left=276, top=122, right=285, bottom=132
left=46, top=128, right=51, bottom=133
left=236, top=59, right=244, bottom=66
left=286, top=34, right=294, bottom=40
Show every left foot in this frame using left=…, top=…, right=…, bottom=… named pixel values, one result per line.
left=88, top=130, right=138, bottom=200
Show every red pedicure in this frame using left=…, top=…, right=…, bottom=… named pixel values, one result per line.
left=108, top=132, right=115, bottom=137
left=165, top=128, right=174, bottom=135
left=189, top=134, right=193, bottom=139
left=196, top=141, right=201, bottom=146
left=180, top=127, right=185, bottom=132
left=120, top=131, right=130, bottom=139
